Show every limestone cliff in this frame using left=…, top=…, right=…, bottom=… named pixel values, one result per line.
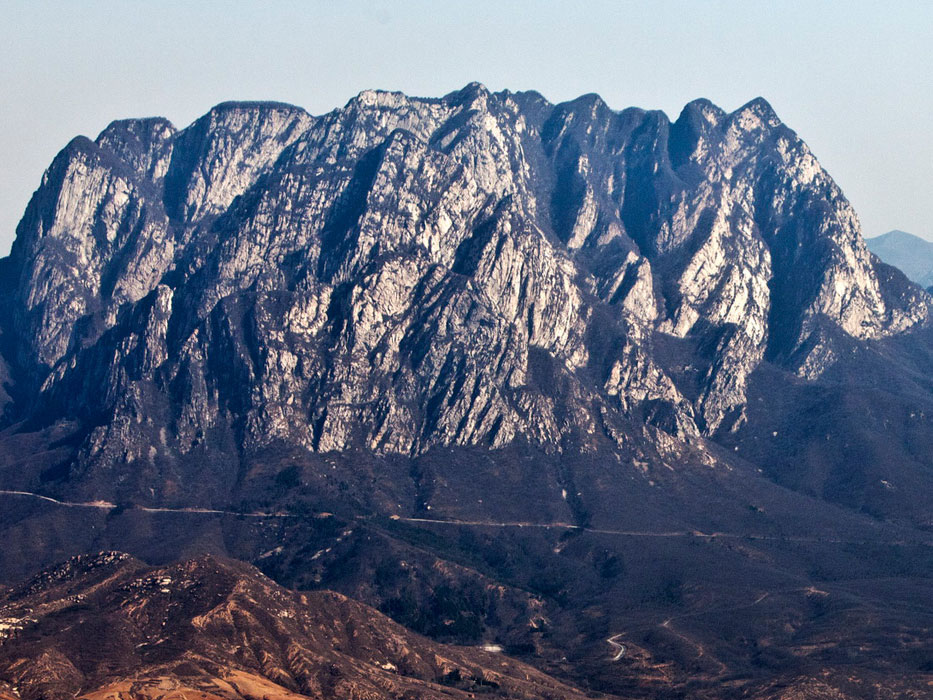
left=2, top=84, right=926, bottom=477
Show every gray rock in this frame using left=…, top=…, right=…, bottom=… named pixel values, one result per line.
left=4, top=86, right=927, bottom=476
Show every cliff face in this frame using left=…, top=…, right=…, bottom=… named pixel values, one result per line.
left=2, top=85, right=927, bottom=479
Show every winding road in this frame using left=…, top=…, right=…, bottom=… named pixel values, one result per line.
left=390, top=515, right=932, bottom=547
left=0, top=489, right=294, bottom=518
left=606, top=634, right=626, bottom=660
left=2, top=490, right=930, bottom=548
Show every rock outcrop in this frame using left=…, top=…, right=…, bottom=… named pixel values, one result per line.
left=2, top=84, right=927, bottom=478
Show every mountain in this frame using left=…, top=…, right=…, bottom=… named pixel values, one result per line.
left=1, top=552, right=929, bottom=700
left=866, top=229, right=933, bottom=288
left=0, top=552, right=598, bottom=700
left=1, top=85, right=932, bottom=699
left=2, top=86, right=930, bottom=505
left=3, top=86, right=927, bottom=468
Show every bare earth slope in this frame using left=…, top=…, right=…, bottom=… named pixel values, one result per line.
left=0, top=552, right=602, bottom=700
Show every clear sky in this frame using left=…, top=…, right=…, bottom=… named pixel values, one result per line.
left=1, top=0, right=931, bottom=253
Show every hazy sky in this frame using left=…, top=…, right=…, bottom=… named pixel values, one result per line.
left=1, top=0, right=931, bottom=253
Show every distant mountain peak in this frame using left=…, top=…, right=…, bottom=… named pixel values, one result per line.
left=867, top=229, right=933, bottom=287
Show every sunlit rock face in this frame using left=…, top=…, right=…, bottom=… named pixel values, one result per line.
left=3, top=85, right=927, bottom=467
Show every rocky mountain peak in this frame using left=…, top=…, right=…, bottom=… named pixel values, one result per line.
left=733, top=95, right=780, bottom=126
left=95, top=117, right=176, bottom=181
left=163, top=100, right=313, bottom=222
left=0, top=85, right=927, bottom=480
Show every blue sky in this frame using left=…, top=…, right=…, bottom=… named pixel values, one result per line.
left=1, top=0, right=931, bottom=252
